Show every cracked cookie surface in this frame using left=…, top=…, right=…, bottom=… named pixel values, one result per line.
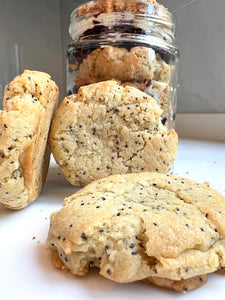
left=0, top=70, right=59, bottom=209
left=47, top=172, right=225, bottom=292
left=49, top=80, right=177, bottom=186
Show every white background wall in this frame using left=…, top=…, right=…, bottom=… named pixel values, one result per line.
left=1, top=0, right=225, bottom=114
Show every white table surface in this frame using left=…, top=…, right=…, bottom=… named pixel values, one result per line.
left=0, top=138, right=225, bottom=300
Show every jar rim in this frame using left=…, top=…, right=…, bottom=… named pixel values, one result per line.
left=71, top=0, right=173, bottom=23
left=69, top=0, right=177, bottom=52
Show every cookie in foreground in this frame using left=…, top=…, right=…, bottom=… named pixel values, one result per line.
left=47, top=172, right=225, bottom=292
left=49, top=80, right=178, bottom=186
left=0, top=70, right=59, bottom=209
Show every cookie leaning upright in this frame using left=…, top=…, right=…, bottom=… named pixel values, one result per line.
left=49, top=80, right=178, bottom=186
left=0, top=70, right=59, bottom=209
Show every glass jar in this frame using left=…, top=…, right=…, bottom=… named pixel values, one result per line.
left=67, top=0, right=179, bottom=129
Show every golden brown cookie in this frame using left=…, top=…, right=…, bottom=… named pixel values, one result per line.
left=0, top=70, right=59, bottom=209
left=74, top=46, right=171, bottom=88
left=49, top=80, right=178, bottom=186
left=47, top=172, right=225, bottom=292
left=72, top=47, right=171, bottom=125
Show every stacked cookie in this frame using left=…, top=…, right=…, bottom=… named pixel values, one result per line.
left=69, top=46, right=172, bottom=127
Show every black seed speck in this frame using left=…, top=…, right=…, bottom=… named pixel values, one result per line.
left=107, top=269, right=112, bottom=275
left=129, top=243, right=134, bottom=249
left=161, top=117, right=167, bottom=125
left=81, top=233, right=88, bottom=240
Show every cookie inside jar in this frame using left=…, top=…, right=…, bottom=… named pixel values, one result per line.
left=67, top=0, right=179, bottom=129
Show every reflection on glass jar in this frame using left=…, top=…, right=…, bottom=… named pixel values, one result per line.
left=67, top=0, right=179, bottom=129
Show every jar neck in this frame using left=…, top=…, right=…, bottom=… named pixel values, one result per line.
left=69, top=1, right=176, bottom=53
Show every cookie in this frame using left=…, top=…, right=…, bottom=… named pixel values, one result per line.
left=47, top=172, right=225, bottom=292
left=124, top=80, right=170, bottom=125
left=71, top=46, right=171, bottom=126
left=0, top=70, right=59, bottom=209
left=49, top=80, right=178, bottom=186
left=73, top=46, right=171, bottom=88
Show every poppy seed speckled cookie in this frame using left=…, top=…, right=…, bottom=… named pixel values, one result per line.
left=47, top=172, right=225, bottom=292
left=0, top=70, right=59, bottom=209
left=70, top=46, right=171, bottom=124
left=49, top=80, right=178, bottom=186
